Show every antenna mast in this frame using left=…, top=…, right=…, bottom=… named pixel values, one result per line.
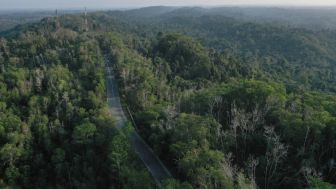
left=84, top=7, right=88, bottom=32
left=55, top=9, right=60, bottom=29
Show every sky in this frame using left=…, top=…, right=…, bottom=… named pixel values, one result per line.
left=1, top=0, right=336, bottom=10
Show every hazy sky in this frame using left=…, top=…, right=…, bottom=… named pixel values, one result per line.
left=1, top=0, right=336, bottom=10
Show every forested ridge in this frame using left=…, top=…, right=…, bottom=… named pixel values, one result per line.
left=0, top=6, right=336, bottom=189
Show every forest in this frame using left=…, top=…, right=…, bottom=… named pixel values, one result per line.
left=0, top=6, right=336, bottom=189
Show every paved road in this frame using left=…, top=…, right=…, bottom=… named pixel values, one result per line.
left=104, top=54, right=172, bottom=186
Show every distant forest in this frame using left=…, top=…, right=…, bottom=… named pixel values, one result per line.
left=0, top=6, right=335, bottom=189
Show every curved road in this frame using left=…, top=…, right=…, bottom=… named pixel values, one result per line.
left=104, top=54, right=172, bottom=186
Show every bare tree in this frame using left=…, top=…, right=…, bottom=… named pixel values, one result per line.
left=263, top=126, right=288, bottom=189
left=230, top=102, right=248, bottom=160
left=164, top=105, right=178, bottom=130
left=229, top=96, right=279, bottom=161
left=221, top=153, right=236, bottom=180
left=208, top=96, right=222, bottom=121
left=247, top=156, right=259, bottom=185
left=33, top=68, right=44, bottom=92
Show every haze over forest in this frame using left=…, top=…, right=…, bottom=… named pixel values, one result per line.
left=2, top=0, right=336, bottom=10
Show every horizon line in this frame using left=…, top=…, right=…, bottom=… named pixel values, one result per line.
left=1, top=4, right=336, bottom=11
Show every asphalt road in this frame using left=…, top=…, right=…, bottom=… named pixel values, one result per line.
left=104, top=54, right=172, bottom=186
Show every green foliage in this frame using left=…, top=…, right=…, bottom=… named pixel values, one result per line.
left=0, top=23, right=150, bottom=188
left=154, top=33, right=213, bottom=80
left=119, top=167, right=155, bottom=189
left=309, top=177, right=336, bottom=189
left=162, top=179, right=193, bottom=189
left=109, top=132, right=129, bottom=170
left=72, top=121, right=97, bottom=144
left=1, top=6, right=336, bottom=189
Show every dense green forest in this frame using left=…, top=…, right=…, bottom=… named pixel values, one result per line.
left=0, top=6, right=336, bottom=189
left=0, top=11, right=57, bottom=32
left=0, top=20, right=157, bottom=188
